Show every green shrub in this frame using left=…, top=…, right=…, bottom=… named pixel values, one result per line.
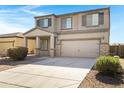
left=7, top=47, right=28, bottom=61
left=95, top=56, right=122, bottom=75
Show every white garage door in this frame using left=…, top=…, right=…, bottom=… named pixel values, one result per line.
left=61, top=40, right=99, bottom=58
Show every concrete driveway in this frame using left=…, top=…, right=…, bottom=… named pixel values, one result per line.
left=0, top=57, right=96, bottom=88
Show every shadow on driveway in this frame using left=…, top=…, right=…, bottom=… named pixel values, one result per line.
left=0, top=56, right=96, bottom=69
left=30, top=57, right=96, bottom=69
left=0, top=56, right=46, bottom=66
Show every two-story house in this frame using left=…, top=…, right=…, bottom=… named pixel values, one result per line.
left=23, top=7, right=110, bottom=58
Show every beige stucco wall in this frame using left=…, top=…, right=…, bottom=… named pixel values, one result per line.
left=24, top=28, right=51, bottom=37
left=56, top=8, right=109, bottom=32
left=77, top=9, right=109, bottom=31
left=0, top=37, right=24, bottom=55
left=0, top=37, right=16, bottom=42
left=24, top=28, right=52, bottom=55
left=0, top=38, right=15, bottom=55
left=0, top=37, right=24, bottom=48
left=28, top=8, right=110, bottom=57
left=57, top=31, right=109, bottom=43
left=35, top=8, right=109, bottom=33
left=25, top=36, right=50, bottom=55
left=15, top=37, right=23, bottom=47
left=0, top=37, right=37, bottom=55
left=35, top=15, right=56, bottom=32
left=0, top=37, right=36, bottom=54
left=56, top=31, right=109, bottom=56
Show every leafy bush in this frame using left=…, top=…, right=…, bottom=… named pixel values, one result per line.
left=7, top=47, right=28, bottom=61
left=95, top=56, right=122, bottom=75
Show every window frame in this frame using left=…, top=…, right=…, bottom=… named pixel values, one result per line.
left=61, top=17, right=72, bottom=30
left=92, top=13, right=99, bottom=26
left=86, top=13, right=99, bottom=27
left=37, top=18, right=52, bottom=28
left=81, top=12, right=100, bottom=27
left=86, top=14, right=93, bottom=27
left=41, top=18, right=49, bottom=28
left=40, top=39, right=48, bottom=51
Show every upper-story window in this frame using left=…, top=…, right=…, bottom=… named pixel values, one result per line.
left=37, top=18, right=51, bottom=28
left=41, top=19, right=49, bottom=27
left=82, top=12, right=104, bottom=27
left=61, top=17, right=72, bottom=29
left=86, top=13, right=99, bottom=26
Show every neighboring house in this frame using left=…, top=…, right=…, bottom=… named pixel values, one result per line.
left=24, top=7, right=110, bottom=58
left=0, top=32, right=24, bottom=56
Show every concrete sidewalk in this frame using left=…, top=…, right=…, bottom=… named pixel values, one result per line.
left=0, top=57, right=96, bottom=88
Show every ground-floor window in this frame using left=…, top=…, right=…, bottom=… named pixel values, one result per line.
left=40, top=39, right=48, bottom=50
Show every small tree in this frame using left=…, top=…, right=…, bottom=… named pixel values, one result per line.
left=95, top=56, right=123, bottom=75
left=7, top=47, right=28, bottom=61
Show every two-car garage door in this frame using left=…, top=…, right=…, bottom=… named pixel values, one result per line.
left=61, top=40, right=99, bottom=58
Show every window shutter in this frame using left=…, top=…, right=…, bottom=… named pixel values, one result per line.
left=48, top=18, right=51, bottom=26
left=36, top=20, right=40, bottom=27
left=99, top=12, right=104, bottom=25
left=82, top=15, right=86, bottom=26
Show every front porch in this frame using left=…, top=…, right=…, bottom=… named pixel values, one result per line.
left=23, top=28, right=56, bottom=57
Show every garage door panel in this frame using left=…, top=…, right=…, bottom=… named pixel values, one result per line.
left=61, top=40, right=99, bottom=58
left=0, top=42, right=14, bottom=55
left=78, top=47, right=99, bottom=57
left=62, top=40, right=99, bottom=45
left=61, top=46, right=76, bottom=57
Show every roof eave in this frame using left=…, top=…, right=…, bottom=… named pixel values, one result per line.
left=34, top=14, right=56, bottom=19
left=57, top=7, right=110, bottom=17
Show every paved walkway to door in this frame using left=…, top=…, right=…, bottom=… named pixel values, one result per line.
left=0, top=57, right=96, bottom=88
